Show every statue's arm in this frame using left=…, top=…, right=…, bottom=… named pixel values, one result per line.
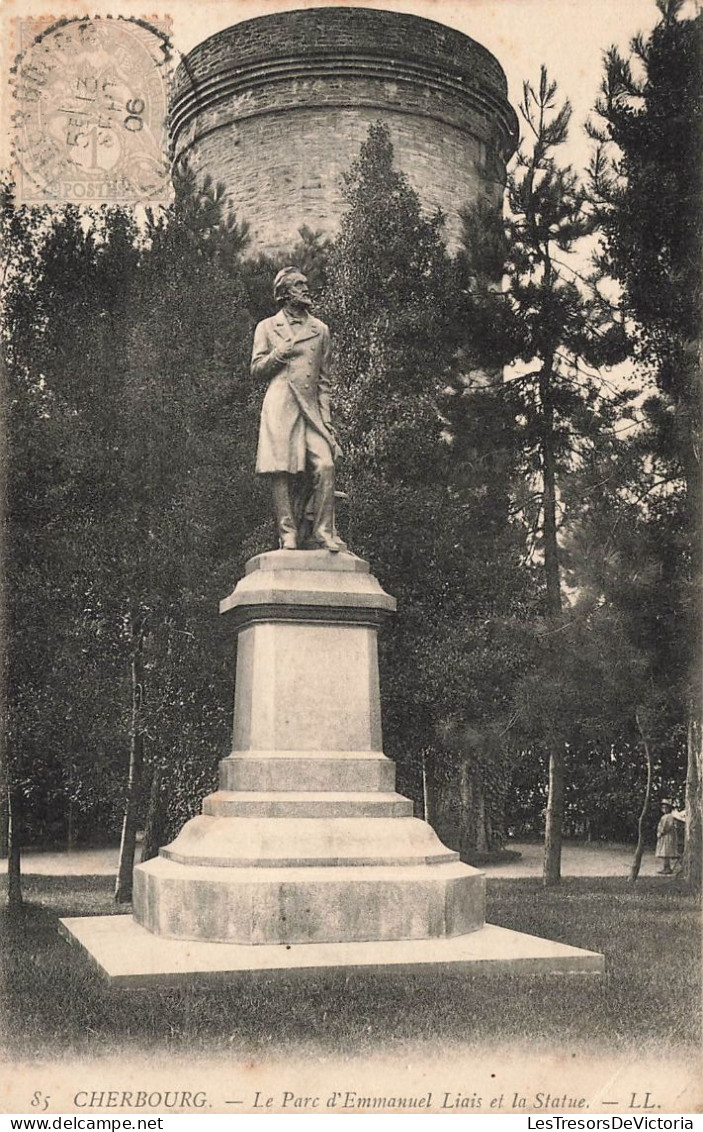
left=317, top=325, right=342, bottom=459
left=251, top=321, right=286, bottom=380
left=317, top=324, right=333, bottom=428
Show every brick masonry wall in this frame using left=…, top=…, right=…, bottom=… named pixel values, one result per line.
left=171, top=8, right=517, bottom=254
left=173, top=8, right=510, bottom=101
left=183, top=105, right=486, bottom=253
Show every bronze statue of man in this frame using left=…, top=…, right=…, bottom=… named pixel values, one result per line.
left=251, top=267, right=345, bottom=552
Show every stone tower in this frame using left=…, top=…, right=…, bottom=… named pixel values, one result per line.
left=170, top=7, right=518, bottom=254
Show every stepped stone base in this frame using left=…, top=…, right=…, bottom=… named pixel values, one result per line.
left=133, top=857, right=484, bottom=945
left=219, top=751, right=396, bottom=793
left=100, top=549, right=603, bottom=981
left=131, top=551, right=490, bottom=949
left=202, top=790, right=414, bottom=818
left=158, top=815, right=460, bottom=868
left=59, top=916, right=604, bottom=986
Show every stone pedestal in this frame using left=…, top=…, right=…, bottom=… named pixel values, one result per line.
left=61, top=550, right=603, bottom=982
left=132, top=550, right=486, bottom=944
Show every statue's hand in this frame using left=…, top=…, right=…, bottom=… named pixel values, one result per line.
left=273, top=344, right=294, bottom=365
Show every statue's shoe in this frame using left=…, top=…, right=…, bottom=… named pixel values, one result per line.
left=303, top=536, right=346, bottom=554
left=313, top=535, right=347, bottom=553
left=297, top=532, right=348, bottom=553
left=280, top=534, right=298, bottom=550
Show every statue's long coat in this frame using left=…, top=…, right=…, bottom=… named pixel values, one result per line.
left=251, top=311, right=334, bottom=474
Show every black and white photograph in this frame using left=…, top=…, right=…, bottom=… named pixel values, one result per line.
left=0, top=0, right=701, bottom=1120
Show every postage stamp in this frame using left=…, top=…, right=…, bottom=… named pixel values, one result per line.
left=10, top=15, right=172, bottom=204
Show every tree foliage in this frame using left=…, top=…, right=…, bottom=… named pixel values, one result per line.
left=589, top=0, right=703, bottom=886
left=4, top=29, right=700, bottom=900
left=1, top=170, right=264, bottom=900
left=321, top=124, right=531, bottom=852
left=458, top=68, right=658, bottom=884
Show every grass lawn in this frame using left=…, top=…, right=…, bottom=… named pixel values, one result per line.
left=0, top=874, right=699, bottom=1062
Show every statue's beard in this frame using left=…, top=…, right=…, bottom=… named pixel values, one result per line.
left=288, top=294, right=312, bottom=312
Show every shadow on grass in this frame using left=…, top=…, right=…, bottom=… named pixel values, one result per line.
left=0, top=875, right=700, bottom=1061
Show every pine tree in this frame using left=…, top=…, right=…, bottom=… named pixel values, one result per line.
left=589, top=0, right=703, bottom=887
left=460, top=69, right=631, bottom=884
left=1, top=190, right=120, bottom=905
left=1, top=171, right=263, bottom=902
left=322, top=124, right=529, bottom=853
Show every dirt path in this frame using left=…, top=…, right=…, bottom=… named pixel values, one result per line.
left=10, top=839, right=662, bottom=878
left=482, top=839, right=659, bottom=878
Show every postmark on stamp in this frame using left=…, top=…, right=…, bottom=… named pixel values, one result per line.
left=10, top=16, right=172, bottom=205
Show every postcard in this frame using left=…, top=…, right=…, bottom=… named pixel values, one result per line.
left=1, top=0, right=700, bottom=1119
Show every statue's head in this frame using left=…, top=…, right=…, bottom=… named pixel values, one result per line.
left=273, top=266, right=311, bottom=308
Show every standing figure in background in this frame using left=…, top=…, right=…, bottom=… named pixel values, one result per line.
left=251, top=267, right=344, bottom=553
left=655, top=799, right=686, bottom=875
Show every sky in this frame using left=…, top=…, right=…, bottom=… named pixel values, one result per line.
left=172, top=0, right=665, bottom=176
left=2, top=0, right=694, bottom=181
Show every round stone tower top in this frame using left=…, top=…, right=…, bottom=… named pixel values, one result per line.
left=171, top=7, right=518, bottom=253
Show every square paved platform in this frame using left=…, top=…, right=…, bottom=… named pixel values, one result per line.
left=59, top=916, right=603, bottom=985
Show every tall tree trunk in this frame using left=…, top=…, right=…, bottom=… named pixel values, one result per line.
left=540, top=359, right=564, bottom=887
left=6, top=782, right=23, bottom=909
left=115, top=613, right=146, bottom=903
left=629, top=708, right=653, bottom=884
left=540, top=366, right=563, bottom=621
left=474, top=774, right=489, bottom=854
left=458, top=759, right=473, bottom=860
left=0, top=780, right=8, bottom=857
left=66, top=760, right=75, bottom=850
left=0, top=325, right=11, bottom=892
left=543, top=748, right=564, bottom=886
left=140, top=764, right=168, bottom=864
left=67, top=798, right=75, bottom=852
left=681, top=432, right=702, bottom=891
left=681, top=708, right=702, bottom=890
left=421, top=748, right=431, bottom=825
left=485, top=807, right=495, bottom=852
